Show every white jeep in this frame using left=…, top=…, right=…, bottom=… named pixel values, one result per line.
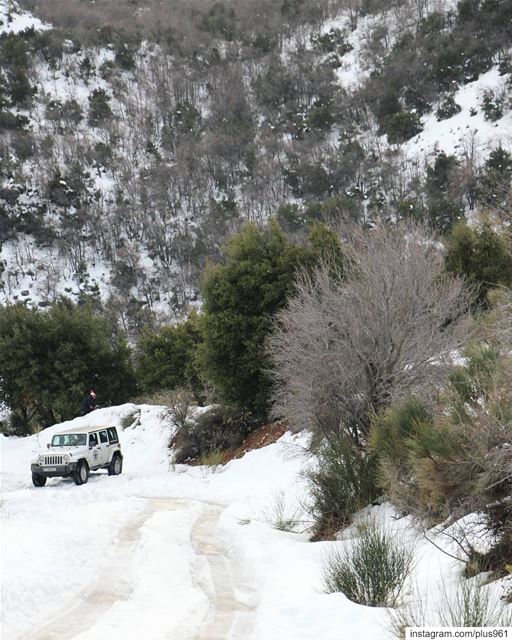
left=31, top=425, right=123, bottom=486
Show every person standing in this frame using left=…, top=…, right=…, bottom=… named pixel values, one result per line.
left=81, top=389, right=97, bottom=415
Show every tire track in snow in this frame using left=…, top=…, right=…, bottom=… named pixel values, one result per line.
left=28, top=498, right=182, bottom=640
left=191, top=505, right=256, bottom=640
left=27, top=499, right=256, bottom=640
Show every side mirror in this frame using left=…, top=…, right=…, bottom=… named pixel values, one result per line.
left=47, top=443, right=50, bottom=449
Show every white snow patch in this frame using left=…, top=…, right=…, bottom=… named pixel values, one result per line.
left=404, top=66, right=512, bottom=161
left=0, top=0, right=49, bottom=35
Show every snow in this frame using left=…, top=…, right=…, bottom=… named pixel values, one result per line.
left=0, top=0, right=49, bottom=35
left=404, top=66, right=512, bottom=161
left=2, top=404, right=511, bottom=639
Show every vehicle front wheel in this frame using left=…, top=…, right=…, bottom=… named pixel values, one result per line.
left=73, top=461, right=89, bottom=485
left=32, top=473, right=47, bottom=487
left=108, top=454, right=122, bottom=476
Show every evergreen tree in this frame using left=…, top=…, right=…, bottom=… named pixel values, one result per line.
left=88, top=89, right=113, bottom=126
left=0, top=302, right=135, bottom=433
left=199, top=220, right=342, bottom=415
left=136, top=311, right=203, bottom=397
left=445, top=222, right=512, bottom=306
left=426, top=152, right=465, bottom=234
left=478, top=146, right=512, bottom=210
left=0, top=32, right=34, bottom=106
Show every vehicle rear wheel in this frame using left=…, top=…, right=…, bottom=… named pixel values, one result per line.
left=73, top=460, right=89, bottom=485
left=108, top=454, right=122, bottom=476
left=32, top=473, right=47, bottom=487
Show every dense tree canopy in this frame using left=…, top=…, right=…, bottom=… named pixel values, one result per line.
left=199, top=220, right=343, bottom=415
left=136, top=311, right=203, bottom=397
left=0, top=302, right=135, bottom=433
left=445, top=222, right=512, bottom=306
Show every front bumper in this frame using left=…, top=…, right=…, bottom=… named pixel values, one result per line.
left=31, top=462, right=78, bottom=478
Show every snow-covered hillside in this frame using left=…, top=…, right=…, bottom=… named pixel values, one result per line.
left=1, top=0, right=511, bottom=327
left=405, top=66, right=512, bottom=161
left=0, top=0, right=47, bottom=35
left=1, top=405, right=510, bottom=639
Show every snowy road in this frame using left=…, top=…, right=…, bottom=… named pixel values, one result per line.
left=26, top=497, right=255, bottom=640
left=192, top=504, right=256, bottom=640
left=1, top=404, right=442, bottom=640
left=28, top=498, right=175, bottom=640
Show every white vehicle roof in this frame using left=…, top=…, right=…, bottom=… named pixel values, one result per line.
left=53, top=425, right=116, bottom=435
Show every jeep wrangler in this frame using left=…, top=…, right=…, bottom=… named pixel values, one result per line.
left=31, top=425, right=123, bottom=486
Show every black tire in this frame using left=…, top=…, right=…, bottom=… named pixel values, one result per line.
left=108, top=453, right=122, bottom=476
left=32, top=473, right=47, bottom=487
left=73, top=460, right=89, bottom=485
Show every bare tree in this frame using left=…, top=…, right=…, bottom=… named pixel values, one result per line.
left=486, top=287, right=512, bottom=347
left=269, top=223, right=474, bottom=444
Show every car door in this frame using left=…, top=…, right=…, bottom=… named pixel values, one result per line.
left=96, top=430, right=110, bottom=467
left=88, top=432, right=102, bottom=469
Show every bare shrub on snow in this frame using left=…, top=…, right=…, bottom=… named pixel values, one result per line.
left=388, top=577, right=512, bottom=638
left=269, top=223, right=474, bottom=444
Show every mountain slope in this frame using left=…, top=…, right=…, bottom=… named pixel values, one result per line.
left=1, top=0, right=511, bottom=330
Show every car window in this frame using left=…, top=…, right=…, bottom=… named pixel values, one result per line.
left=107, top=427, right=119, bottom=444
left=89, top=433, right=98, bottom=446
left=99, top=430, right=108, bottom=444
left=52, top=434, right=86, bottom=446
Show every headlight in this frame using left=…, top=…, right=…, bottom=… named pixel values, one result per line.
left=63, top=454, right=69, bottom=463
left=38, top=455, right=44, bottom=463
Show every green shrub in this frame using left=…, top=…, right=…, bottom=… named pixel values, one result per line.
left=310, top=28, right=352, bottom=55
left=370, top=397, right=456, bottom=516
left=395, top=199, right=425, bottom=223
left=382, top=111, right=423, bottom=144
left=481, top=89, right=504, bottom=122
left=114, top=42, right=137, bottom=70
left=436, top=95, right=462, bottom=121
left=305, top=435, right=379, bottom=539
left=477, top=146, right=512, bottom=211
left=425, top=152, right=465, bottom=234
left=373, top=347, right=512, bottom=572
left=389, top=578, right=512, bottom=638
left=323, top=522, right=414, bottom=607
left=264, top=489, right=304, bottom=532
left=198, top=449, right=223, bottom=467
left=306, top=101, right=335, bottom=132
left=441, top=578, right=512, bottom=627
left=371, top=397, right=432, bottom=463
left=61, top=99, right=83, bottom=126
left=0, top=111, right=29, bottom=130
left=445, top=223, right=512, bottom=306
left=498, top=54, right=512, bottom=76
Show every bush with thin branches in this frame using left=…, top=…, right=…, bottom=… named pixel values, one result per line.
left=269, top=223, right=474, bottom=444
left=323, top=522, right=414, bottom=607
left=305, top=434, right=379, bottom=538
left=389, top=577, right=512, bottom=639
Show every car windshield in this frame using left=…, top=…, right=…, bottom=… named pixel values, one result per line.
left=51, top=434, right=87, bottom=447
